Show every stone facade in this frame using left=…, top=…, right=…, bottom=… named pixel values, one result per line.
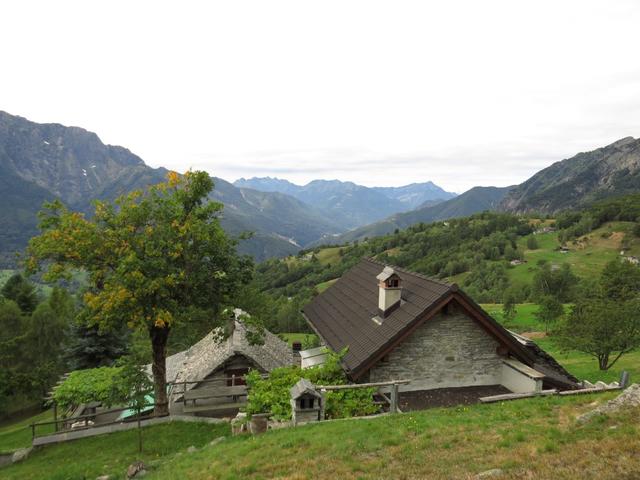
left=368, top=304, right=504, bottom=392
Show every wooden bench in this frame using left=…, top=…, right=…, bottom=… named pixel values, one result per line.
left=182, top=385, right=248, bottom=414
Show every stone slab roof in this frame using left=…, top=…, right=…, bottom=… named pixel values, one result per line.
left=161, top=309, right=292, bottom=397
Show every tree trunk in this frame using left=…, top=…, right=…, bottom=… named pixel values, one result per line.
left=598, top=353, right=609, bottom=371
left=150, top=326, right=170, bottom=417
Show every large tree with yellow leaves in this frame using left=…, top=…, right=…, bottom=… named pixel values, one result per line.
left=26, top=171, right=252, bottom=415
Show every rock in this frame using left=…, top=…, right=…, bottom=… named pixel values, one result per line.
left=578, top=383, right=640, bottom=423
left=126, top=461, right=146, bottom=478
left=209, top=437, right=226, bottom=446
left=96, top=476, right=111, bottom=480
left=595, top=381, right=608, bottom=390
left=583, top=380, right=595, bottom=388
left=231, top=412, right=248, bottom=436
left=475, top=468, right=504, bottom=478
left=11, top=447, right=33, bottom=464
left=187, top=446, right=198, bottom=453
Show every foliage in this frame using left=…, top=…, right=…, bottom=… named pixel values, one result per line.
left=502, top=290, right=517, bottom=324
left=534, top=295, right=564, bottom=333
left=557, top=260, right=640, bottom=370
left=52, top=367, right=127, bottom=410
left=245, top=351, right=378, bottom=420
left=526, top=235, right=539, bottom=250
left=531, top=263, right=578, bottom=303
left=64, top=320, right=129, bottom=370
left=1, top=273, right=38, bottom=314
left=26, top=171, right=253, bottom=415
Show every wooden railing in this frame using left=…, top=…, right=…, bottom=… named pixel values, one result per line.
left=315, top=380, right=411, bottom=415
left=30, top=403, right=156, bottom=440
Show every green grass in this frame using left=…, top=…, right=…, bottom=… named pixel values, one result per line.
left=0, top=269, right=15, bottom=289
left=0, top=421, right=230, bottom=480
left=508, top=222, right=639, bottom=287
left=481, top=303, right=544, bottom=333
left=279, top=333, right=318, bottom=347
left=316, top=278, right=338, bottom=292
left=315, top=247, right=343, bottom=266
left=146, top=393, right=638, bottom=479
left=481, top=302, right=640, bottom=384
left=0, top=410, right=53, bottom=454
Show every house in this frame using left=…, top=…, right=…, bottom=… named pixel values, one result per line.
left=165, top=309, right=294, bottom=415
left=302, top=258, right=579, bottom=403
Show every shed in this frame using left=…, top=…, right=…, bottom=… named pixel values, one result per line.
left=289, top=378, right=323, bottom=426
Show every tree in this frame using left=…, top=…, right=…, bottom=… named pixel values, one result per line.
left=526, top=235, right=538, bottom=250
left=502, top=289, right=517, bottom=324
left=557, top=260, right=640, bottom=370
left=65, top=320, right=129, bottom=370
left=27, top=171, right=252, bottom=416
left=535, top=295, right=564, bottom=333
left=531, top=263, right=578, bottom=303
left=1, top=273, right=38, bottom=314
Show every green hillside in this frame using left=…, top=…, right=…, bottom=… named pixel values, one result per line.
left=3, top=392, right=638, bottom=479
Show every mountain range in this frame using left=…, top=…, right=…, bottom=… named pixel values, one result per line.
left=233, top=177, right=456, bottom=229
left=0, top=111, right=451, bottom=265
left=1, top=109, right=638, bottom=266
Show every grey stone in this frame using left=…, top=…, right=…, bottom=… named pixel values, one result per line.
left=370, top=306, right=503, bottom=391
left=126, top=460, right=146, bottom=478
left=578, top=384, right=640, bottom=423
left=187, top=446, right=198, bottom=453
left=475, top=468, right=504, bottom=478
left=96, top=476, right=111, bottom=480
left=209, top=436, right=226, bottom=446
left=11, top=447, right=33, bottom=464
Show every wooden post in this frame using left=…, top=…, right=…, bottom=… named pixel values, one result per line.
left=390, top=383, right=398, bottom=414
left=53, top=402, right=58, bottom=432
left=319, top=389, right=326, bottom=421
left=31, top=423, right=35, bottom=441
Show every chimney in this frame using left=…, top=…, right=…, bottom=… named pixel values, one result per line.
left=376, top=266, right=402, bottom=317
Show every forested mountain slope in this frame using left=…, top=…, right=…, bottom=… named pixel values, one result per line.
left=320, top=186, right=510, bottom=244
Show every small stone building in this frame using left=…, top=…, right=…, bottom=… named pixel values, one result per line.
left=303, top=259, right=579, bottom=400
left=164, top=309, right=294, bottom=414
left=290, top=378, right=323, bottom=426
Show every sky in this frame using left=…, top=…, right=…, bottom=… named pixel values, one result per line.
left=1, top=1, right=640, bottom=193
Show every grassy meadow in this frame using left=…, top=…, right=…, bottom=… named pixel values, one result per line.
left=3, top=392, right=638, bottom=479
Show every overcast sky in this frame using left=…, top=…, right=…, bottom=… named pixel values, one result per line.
left=2, top=1, right=640, bottom=193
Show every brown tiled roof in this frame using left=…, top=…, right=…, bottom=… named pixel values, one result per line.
left=304, top=258, right=569, bottom=383
left=303, top=258, right=455, bottom=377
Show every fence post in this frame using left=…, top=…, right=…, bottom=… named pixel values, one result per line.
left=390, top=383, right=398, bottom=414
left=319, top=389, right=326, bottom=421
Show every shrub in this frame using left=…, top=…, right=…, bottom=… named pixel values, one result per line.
left=245, top=351, right=379, bottom=420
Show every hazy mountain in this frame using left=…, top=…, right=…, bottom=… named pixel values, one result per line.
left=319, top=186, right=511, bottom=245
left=370, top=182, right=457, bottom=208
left=0, top=111, right=343, bottom=265
left=233, top=177, right=456, bottom=228
left=500, top=136, right=640, bottom=213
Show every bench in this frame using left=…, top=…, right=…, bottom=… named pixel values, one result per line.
left=182, top=385, right=248, bottom=414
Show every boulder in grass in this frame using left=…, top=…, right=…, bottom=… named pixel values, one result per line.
left=578, top=384, right=640, bottom=423
left=126, top=461, right=146, bottom=478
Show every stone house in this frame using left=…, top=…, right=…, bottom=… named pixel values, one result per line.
left=302, top=259, right=579, bottom=399
left=164, top=309, right=294, bottom=414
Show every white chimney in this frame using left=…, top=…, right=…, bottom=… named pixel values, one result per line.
left=376, top=266, right=402, bottom=317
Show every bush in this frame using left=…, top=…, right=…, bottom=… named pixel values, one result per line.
left=53, top=366, right=127, bottom=410
left=245, top=351, right=379, bottom=420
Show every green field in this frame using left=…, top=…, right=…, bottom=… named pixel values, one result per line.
left=508, top=222, right=638, bottom=287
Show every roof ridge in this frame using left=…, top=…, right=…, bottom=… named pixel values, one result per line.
left=364, top=257, right=455, bottom=289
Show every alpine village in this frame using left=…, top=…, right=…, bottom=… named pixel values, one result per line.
left=2, top=4, right=640, bottom=480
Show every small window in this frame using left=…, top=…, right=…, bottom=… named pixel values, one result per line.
left=387, top=278, right=399, bottom=288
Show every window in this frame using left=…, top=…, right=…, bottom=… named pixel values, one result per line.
left=299, top=397, right=315, bottom=409
left=387, top=278, right=399, bottom=288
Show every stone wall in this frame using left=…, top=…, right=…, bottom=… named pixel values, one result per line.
left=368, top=304, right=504, bottom=392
